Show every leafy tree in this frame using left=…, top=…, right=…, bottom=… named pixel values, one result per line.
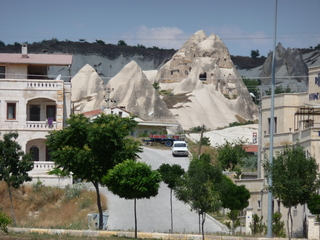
left=0, top=211, right=12, bottom=234
left=272, top=212, right=286, bottom=237
left=0, top=41, right=5, bottom=47
left=158, top=163, right=185, bottom=233
left=0, top=132, right=34, bottom=225
left=266, top=85, right=292, bottom=95
left=102, top=160, right=161, bottom=238
left=307, top=194, right=320, bottom=222
left=251, top=49, right=260, bottom=58
left=95, top=39, right=105, bottom=45
left=46, top=114, right=142, bottom=229
left=175, top=154, right=222, bottom=240
left=137, top=44, right=146, bottom=49
left=242, top=77, right=261, bottom=104
left=250, top=214, right=266, bottom=235
left=118, top=40, right=127, bottom=46
left=218, top=175, right=250, bottom=234
left=216, top=139, right=247, bottom=171
left=264, top=142, right=320, bottom=239
left=315, top=43, right=320, bottom=50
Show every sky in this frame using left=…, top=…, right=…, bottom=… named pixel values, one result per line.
left=1, top=0, right=320, bottom=57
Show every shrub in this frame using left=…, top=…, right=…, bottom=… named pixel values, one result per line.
left=250, top=213, right=266, bottom=235
left=0, top=210, right=12, bottom=234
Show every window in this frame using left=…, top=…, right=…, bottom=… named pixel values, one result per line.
left=30, top=146, right=39, bottom=161
left=30, top=105, right=40, bottom=121
left=268, top=117, right=277, bottom=134
left=46, top=105, right=56, bottom=121
left=7, top=103, right=16, bottom=120
left=0, top=66, right=5, bottom=79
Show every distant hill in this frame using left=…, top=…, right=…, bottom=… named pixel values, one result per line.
left=0, top=39, right=267, bottom=71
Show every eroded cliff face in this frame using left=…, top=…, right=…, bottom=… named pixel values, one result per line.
left=154, top=31, right=258, bottom=130
left=259, top=43, right=309, bottom=93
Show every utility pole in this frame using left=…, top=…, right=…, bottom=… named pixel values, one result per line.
left=266, top=0, right=278, bottom=237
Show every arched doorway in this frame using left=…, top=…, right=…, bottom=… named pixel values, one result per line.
left=29, top=146, right=39, bottom=161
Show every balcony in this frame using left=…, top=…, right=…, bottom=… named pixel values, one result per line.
left=32, top=161, right=55, bottom=172
left=26, top=121, right=57, bottom=129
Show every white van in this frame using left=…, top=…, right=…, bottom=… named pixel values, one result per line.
left=172, top=141, right=189, bottom=157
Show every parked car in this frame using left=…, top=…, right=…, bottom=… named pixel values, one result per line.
left=172, top=141, right=189, bottom=157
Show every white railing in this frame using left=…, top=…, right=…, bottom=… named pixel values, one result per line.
left=26, top=81, right=61, bottom=89
left=33, top=161, right=55, bottom=171
left=26, top=121, right=57, bottom=129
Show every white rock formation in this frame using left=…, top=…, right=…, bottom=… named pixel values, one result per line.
left=105, top=61, right=176, bottom=122
left=71, top=64, right=105, bottom=113
left=154, top=30, right=258, bottom=130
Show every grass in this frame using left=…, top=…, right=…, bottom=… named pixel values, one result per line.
left=0, top=232, right=156, bottom=240
left=0, top=181, right=107, bottom=230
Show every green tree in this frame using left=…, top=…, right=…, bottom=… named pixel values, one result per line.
left=0, top=211, right=12, bottom=234
left=242, top=77, right=261, bottom=104
left=250, top=214, right=266, bottom=235
left=216, top=139, right=247, bottom=171
left=218, top=175, right=250, bottom=234
left=95, top=39, right=106, bottom=45
left=272, top=212, right=286, bottom=237
left=102, top=160, right=161, bottom=238
left=0, top=132, right=34, bottom=225
left=46, top=114, right=142, bottom=229
left=175, top=154, right=222, bottom=240
left=158, top=163, right=185, bottom=233
left=264, top=142, right=320, bottom=239
left=0, top=41, right=5, bottom=47
left=251, top=49, right=260, bottom=58
left=118, top=40, right=127, bottom=46
left=266, top=85, right=292, bottom=95
left=308, top=194, right=320, bottom=223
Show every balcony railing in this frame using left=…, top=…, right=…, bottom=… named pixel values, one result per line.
left=26, top=121, right=57, bottom=129
left=32, top=161, right=55, bottom=171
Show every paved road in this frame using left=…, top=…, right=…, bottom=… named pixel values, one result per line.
left=98, top=147, right=228, bottom=234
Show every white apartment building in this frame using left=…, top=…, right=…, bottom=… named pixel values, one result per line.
left=0, top=45, right=73, bottom=186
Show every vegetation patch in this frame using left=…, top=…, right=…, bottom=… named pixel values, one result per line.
left=162, top=93, right=192, bottom=109
left=0, top=181, right=107, bottom=230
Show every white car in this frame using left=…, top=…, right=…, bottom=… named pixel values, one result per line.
left=172, top=141, right=189, bottom=157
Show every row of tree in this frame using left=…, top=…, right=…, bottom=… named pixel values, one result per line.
left=1, top=113, right=320, bottom=239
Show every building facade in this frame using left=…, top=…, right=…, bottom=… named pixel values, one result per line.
left=236, top=65, right=320, bottom=237
left=0, top=45, right=73, bottom=186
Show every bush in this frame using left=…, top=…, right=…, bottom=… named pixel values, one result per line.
left=0, top=211, right=12, bottom=234
left=273, top=212, right=286, bottom=237
left=250, top=213, right=266, bottom=235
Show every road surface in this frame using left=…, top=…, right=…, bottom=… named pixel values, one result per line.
left=98, top=147, right=228, bottom=234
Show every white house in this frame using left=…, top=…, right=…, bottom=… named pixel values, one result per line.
left=0, top=45, right=73, bottom=186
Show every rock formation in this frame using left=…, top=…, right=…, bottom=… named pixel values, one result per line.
left=153, top=30, right=258, bottom=130
left=259, top=43, right=308, bottom=93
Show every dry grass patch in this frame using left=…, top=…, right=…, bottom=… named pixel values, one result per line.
left=0, top=181, right=107, bottom=230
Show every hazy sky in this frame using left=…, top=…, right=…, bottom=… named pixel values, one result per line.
left=1, top=0, right=319, bottom=57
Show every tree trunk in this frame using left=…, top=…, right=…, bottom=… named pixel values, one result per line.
left=170, top=189, right=173, bottom=233
left=289, top=208, right=293, bottom=239
left=201, top=212, right=206, bottom=240
left=134, top=198, right=137, bottom=239
left=8, top=185, right=16, bottom=225
left=232, top=218, right=235, bottom=235
left=93, top=181, right=103, bottom=230
left=198, top=212, right=201, bottom=234
left=287, top=207, right=292, bottom=240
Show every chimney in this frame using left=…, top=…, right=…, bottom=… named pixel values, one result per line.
left=22, top=44, right=28, bottom=58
